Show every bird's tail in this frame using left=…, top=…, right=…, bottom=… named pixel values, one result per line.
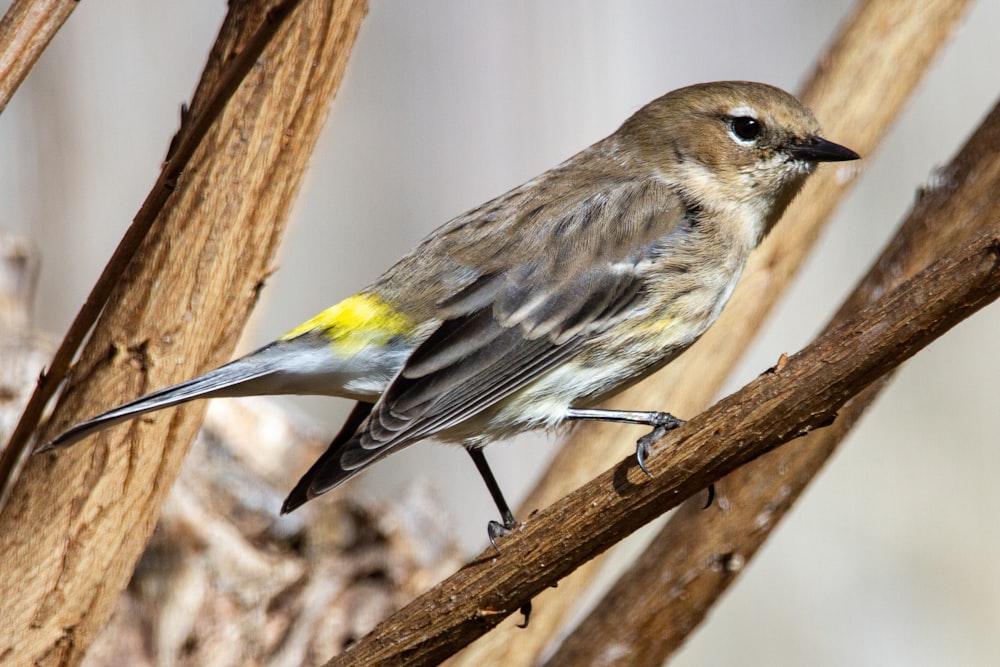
left=41, top=334, right=350, bottom=452
left=281, top=400, right=388, bottom=514
left=41, top=354, right=276, bottom=451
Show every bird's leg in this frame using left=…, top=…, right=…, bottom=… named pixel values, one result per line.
left=467, top=447, right=538, bottom=627
left=467, top=447, right=517, bottom=551
left=564, top=408, right=686, bottom=477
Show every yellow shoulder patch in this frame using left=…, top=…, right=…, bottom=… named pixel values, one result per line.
left=280, top=292, right=413, bottom=354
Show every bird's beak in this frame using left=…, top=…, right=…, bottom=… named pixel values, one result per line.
left=786, top=136, right=860, bottom=162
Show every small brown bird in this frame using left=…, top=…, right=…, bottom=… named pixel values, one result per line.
left=45, top=81, right=858, bottom=543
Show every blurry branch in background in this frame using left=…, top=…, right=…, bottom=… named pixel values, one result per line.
left=0, top=0, right=305, bottom=512
left=0, top=1, right=367, bottom=665
left=0, top=0, right=78, bottom=114
left=0, top=235, right=55, bottom=447
left=327, top=224, right=1000, bottom=666
left=450, top=0, right=972, bottom=663
left=547, top=96, right=1000, bottom=667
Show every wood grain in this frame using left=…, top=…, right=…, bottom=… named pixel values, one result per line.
left=0, top=1, right=367, bottom=664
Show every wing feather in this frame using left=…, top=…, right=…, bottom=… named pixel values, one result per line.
left=293, top=175, right=696, bottom=501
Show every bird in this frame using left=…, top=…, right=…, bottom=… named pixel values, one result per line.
left=42, top=81, right=859, bottom=545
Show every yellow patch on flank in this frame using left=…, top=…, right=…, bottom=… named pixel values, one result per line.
left=635, top=313, right=677, bottom=336
left=280, top=293, right=412, bottom=355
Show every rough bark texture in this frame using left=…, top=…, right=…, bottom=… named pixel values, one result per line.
left=0, top=0, right=303, bottom=507
left=449, top=0, right=971, bottom=663
left=0, top=1, right=367, bottom=665
left=547, top=96, right=1000, bottom=667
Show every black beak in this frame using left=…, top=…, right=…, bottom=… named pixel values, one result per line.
left=787, top=136, right=860, bottom=162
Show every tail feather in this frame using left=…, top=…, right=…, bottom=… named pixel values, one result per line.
left=281, top=400, right=376, bottom=514
left=43, top=346, right=289, bottom=451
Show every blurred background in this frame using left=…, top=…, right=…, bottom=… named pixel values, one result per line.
left=2, top=1, right=999, bottom=665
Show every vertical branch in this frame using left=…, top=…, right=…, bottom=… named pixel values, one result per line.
left=0, top=1, right=367, bottom=665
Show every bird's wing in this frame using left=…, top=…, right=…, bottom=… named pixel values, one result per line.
left=283, top=177, right=695, bottom=508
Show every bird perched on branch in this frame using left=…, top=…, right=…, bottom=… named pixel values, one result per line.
left=44, top=81, right=858, bottom=545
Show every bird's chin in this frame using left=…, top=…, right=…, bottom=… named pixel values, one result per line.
left=763, top=171, right=812, bottom=234
left=789, top=157, right=820, bottom=177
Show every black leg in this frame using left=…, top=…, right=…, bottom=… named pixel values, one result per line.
left=564, top=407, right=686, bottom=477
left=467, top=447, right=535, bottom=627
left=467, top=447, right=517, bottom=551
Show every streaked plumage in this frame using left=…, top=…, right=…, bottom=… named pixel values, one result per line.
left=44, top=82, right=858, bottom=536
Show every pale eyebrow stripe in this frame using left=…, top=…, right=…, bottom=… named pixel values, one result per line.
left=728, top=105, right=757, bottom=118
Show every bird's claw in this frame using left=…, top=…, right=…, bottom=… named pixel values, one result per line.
left=635, top=412, right=686, bottom=478
left=488, top=518, right=514, bottom=553
left=635, top=434, right=656, bottom=478
left=703, top=483, right=716, bottom=509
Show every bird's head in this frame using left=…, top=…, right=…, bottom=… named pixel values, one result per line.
left=619, top=81, right=859, bottom=237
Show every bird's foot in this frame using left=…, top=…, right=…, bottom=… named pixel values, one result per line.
left=635, top=412, right=686, bottom=477
left=487, top=519, right=512, bottom=552
left=487, top=505, right=521, bottom=553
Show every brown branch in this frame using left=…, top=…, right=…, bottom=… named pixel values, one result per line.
left=0, top=0, right=78, bottom=114
left=0, top=0, right=80, bottom=492
left=449, top=0, right=972, bottom=662
left=0, top=1, right=367, bottom=664
left=0, top=0, right=307, bottom=512
left=546, top=94, right=1000, bottom=666
left=325, top=221, right=1000, bottom=666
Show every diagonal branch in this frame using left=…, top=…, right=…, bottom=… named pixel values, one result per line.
left=324, top=210, right=1000, bottom=664
left=0, top=1, right=367, bottom=664
left=0, top=0, right=78, bottom=114
left=546, top=93, right=1000, bottom=666
left=0, top=0, right=304, bottom=510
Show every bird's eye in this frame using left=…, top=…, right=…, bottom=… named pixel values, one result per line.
left=729, top=116, right=761, bottom=143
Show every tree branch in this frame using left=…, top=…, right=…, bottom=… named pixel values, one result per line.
left=546, top=93, right=1000, bottom=666
left=0, top=0, right=78, bottom=114
left=324, top=208, right=1000, bottom=664
left=0, top=0, right=305, bottom=511
left=0, top=1, right=367, bottom=664
left=449, top=0, right=972, bottom=662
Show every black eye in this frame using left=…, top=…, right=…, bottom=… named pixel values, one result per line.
left=730, top=116, right=761, bottom=142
